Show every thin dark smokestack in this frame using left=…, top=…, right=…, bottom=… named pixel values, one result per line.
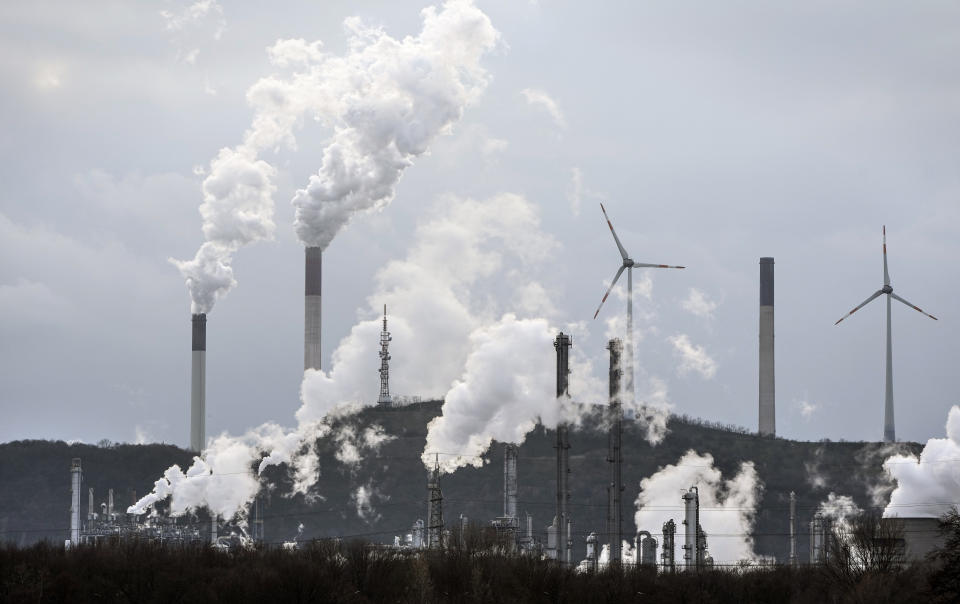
left=191, top=313, right=207, bottom=452
left=304, top=247, right=322, bottom=371
left=554, top=333, right=572, bottom=564
left=759, top=258, right=775, bottom=436
left=606, top=338, right=623, bottom=563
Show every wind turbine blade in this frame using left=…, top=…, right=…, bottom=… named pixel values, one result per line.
left=883, top=225, right=890, bottom=286
left=600, top=203, right=629, bottom=261
left=632, top=262, right=686, bottom=269
left=890, top=292, right=938, bottom=321
left=593, top=265, right=627, bottom=320
left=835, top=290, right=883, bottom=325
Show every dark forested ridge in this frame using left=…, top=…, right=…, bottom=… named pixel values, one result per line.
left=0, top=402, right=921, bottom=563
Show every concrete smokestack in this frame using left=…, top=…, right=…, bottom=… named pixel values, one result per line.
left=759, top=257, right=775, bottom=436
left=503, top=444, right=518, bottom=519
left=554, top=333, right=572, bottom=564
left=606, top=338, right=623, bottom=563
left=69, top=458, right=81, bottom=547
left=304, top=247, right=322, bottom=371
left=190, top=313, right=206, bottom=452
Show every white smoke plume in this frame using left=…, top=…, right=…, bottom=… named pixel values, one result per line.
left=421, top=314, right=563, bottom=473
left=352, top=483, right=383, bottom=523
left=634, top=450, right=763, bottom=565
left=299, top=192, right=559, bottom=420
left=883, top=405, right=960, bottom=518
left=288, top=0, right=500, bottom=249
left=816, top=492, right=862, bottom=532
left=172, top=0, right=498, bottom=313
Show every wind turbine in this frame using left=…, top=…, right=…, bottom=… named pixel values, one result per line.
left=834, top=226, right=938, bottom=442
left=593, top=203, right=685, bottom=409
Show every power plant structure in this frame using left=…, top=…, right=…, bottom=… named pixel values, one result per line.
left=758, top=257, right=775, bottom=436
left=661, top=520, right=676, bottom=572
left=549, top=332, right=573, bottom=564
left=377, top=304, right=392, bottom=405
left=304, top=246, right=322, bottom=371
left=491, top=444, right=521, bottom=548
left=606, top=338, right=624, bottom=563
left=69, top=458, right=81, bottom=548
left=834, top=226, right=938, bottom=442
left=809, top=512, right=833, bottom=563
left=426, top=454, right=444, bottom=549
left=789, top=491, right=798, bottom=566
left=190, top=313, right=206, bottom=452
left=680, top=486, right=713, bottom=571
left=637, top=530, right=658, bottom=567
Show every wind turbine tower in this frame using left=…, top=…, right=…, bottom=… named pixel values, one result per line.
left=834, top=226, right=938, bottom=442
left=593, top=203, right=685, bottom=410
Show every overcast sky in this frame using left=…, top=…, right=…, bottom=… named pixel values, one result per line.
left=1, top=0, right=958, bottom=448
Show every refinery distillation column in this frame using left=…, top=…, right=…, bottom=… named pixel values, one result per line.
left=378, top=305, right=392, bottom=405
left=606, top=338, right=623, bottom=563
left=758, top=257, right=775, bottom=436
left=304, top=247, right=322, bottom=371
left=190, top=313, right=206, bottom=452
left=554, top=333, right=572, bottom=564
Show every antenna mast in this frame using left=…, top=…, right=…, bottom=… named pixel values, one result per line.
left=378, top=304, right=392, bottom=405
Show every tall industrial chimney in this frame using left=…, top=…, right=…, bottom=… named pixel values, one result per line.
left=190, top=313, right=207, bottom=452
left=606, top=338, right=623, bottom=563
left=759, top=257, right=775, bottom=436
left=304, top=247, right=322, bottom=371
left=554, top=333, right=572, bottom=564
left=503, top=444, right=518, bottom=519
left=69, top=458, right=81, bottom=547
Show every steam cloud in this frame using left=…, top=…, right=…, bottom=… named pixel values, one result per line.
left=172, top=0, right=498, bottom=313
left=883, top=405, right=960, bottom=518
left=634, top=450, right=763, bottom=564
left=288, top=0, right=500, bottom=249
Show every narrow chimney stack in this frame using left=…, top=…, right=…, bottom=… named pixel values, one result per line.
left=191, top=313, right=207, bottom=452
left=759, top=258, right=775, bottom=436
left=304, top=247, right=322, bottom=371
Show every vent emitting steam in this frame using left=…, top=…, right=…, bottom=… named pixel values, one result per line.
left=134, top=0, right=502, bottom=522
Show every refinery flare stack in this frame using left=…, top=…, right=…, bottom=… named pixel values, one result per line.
left=758, top=257, right=775, bottom=436
left=190, top=313, right=206, bottom=452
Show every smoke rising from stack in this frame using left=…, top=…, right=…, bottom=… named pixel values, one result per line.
left=882, top=405, right=960, bottom=518
left=172, top=0, right=498, bottom=314
left=634, top=450, right=762, bottom=564
left=288, top=0, right=500, bottom=250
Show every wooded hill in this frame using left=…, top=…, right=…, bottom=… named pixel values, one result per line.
left=0, top=401, right=920, bottom=563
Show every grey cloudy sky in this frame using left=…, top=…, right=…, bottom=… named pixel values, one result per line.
left=1, top=0, right=957, bottom=448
